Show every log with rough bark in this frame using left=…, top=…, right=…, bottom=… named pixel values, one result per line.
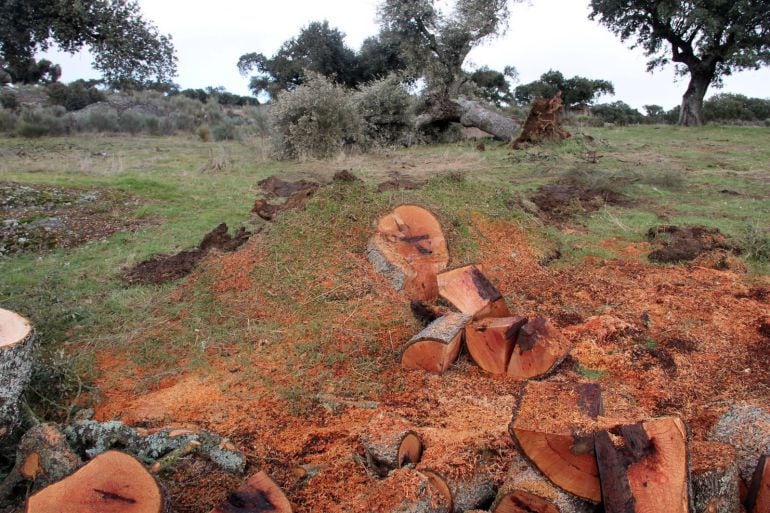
left=747, top=455, right=770, bottom=513
left=418, top=469, right=495, bottom=513
left=511, top=92, right=571, bottom=149
left=506, top=317, right=571, bottom=380
left=437, top=264, right=510, bottom=320
left=690, top=441, right=740, bottom=513
left=360, top=412, right=423, bottom=477
left=367, top=205, right=449, bottom=301
left=710, top=404, right=770, bottom=484
left=415, top=95, right=520, bottom=141
left=465, top=316, right=527, bottom=375
left=595, top=416, right=689, bottom=513
left=509, top=381, right=604, bottom=503
left=381, top=469, right=453, bottom=513
left=25, top=450, right=168, bottom=513
left=0, top=308, right=36, bottom=439
left=401, top=313, right=472, bottom=374
left=491, top=454, right=596, bottom=513
left=210, top=471, right=292, bottom=513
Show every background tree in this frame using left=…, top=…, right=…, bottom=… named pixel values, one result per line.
left=589, top=0, right=770, bottom=126
left=468, top=66, right=514, bottom=107
left=0, top=0, right=176, bottom=87
left=514, top=70, right=614, bottom=107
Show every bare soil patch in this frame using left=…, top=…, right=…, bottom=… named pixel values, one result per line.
left=647, top=225, right=741, bottom=263
left=529, top=184, right=628, bottom=222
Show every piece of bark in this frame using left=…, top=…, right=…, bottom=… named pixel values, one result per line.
left=25, top=450, right=168, bottom=513
left=360, top=412, right=423, bottom=477
left=491, top=454, right=596, bottom=513
left=367, top=205, right=449, bottom=301
left=710, top=404, right=770, bottom=484
left=466, top=316, right=527, bottom=375
left=401, top=313, right=472, bottom=374
left=747, top=455, right=770, bottom=513
left=410, top=300, right=450, bottom=327
left=0, top=308, right=36, bottom=440
left=595, top=416, right=690, bottom=513
left=690, top=441, right=740, bottom=513
left=506, top=317, right=571, bottom=380
left=437, top=264, right=510, bottom=320
left=509, top=381, right=604, bottom=503
left=210, top=471, right=292, bottom=513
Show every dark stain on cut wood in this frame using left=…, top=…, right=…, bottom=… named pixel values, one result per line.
left=220, top=490, right=275, bottom=513
left=577, top=383, right=603, bottom=418
left=747, top=454, right=768, bottom=513
left=505, top=317, right=527, bottom=343
left=570, top=432, right=597, bottom=456
left=595, top=431, right=638, bottom=513
left=402, top=234, right=430, bottom=244
left=516, top=317, right=545, bottom=352
left=93, top=489, right=137, bottom=504
left=470, top=267, right=502, bottom=301
left=415, top=244, right=433, bottom=255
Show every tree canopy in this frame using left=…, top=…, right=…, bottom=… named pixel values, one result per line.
left=589, top=0, right=770, bottom=125
left=468, top=66, right=515, bottom=107
left=514, top=70, right=614, bottom=107
left=0, top=0, right=177, bottom=86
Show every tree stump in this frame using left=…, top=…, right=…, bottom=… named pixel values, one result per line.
left=690, top=441, right=740, bottom=513
left=506, top=317, right=571, bottom=380
left=595, top=416, right=689, bottom=513
left=367, top=205, right=449, bottom=301
left=747, top=455, right=770, bottom=513
left=401, top=313, right=472, bottom=374
left=436, top=264, right=509, bottom=320
left=511, top=92, right=571, bottom=149
left=360, top=412, right=423, bottom=477
left=509, top=381, right=604, bottom=503
left=491, top=454, right=595, bottom=513
left=465, top=316, right=527, bottom=375
left=25, top=450, right=168, bottom=513
left=710, top=404, right=770, bottom=484
left=0, top=308, right=36, bottom=439
left=210, top=471, right=292, bottom=513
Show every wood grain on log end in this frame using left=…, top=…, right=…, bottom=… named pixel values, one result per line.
left=437, top=264, right=509, bottom=320
left=466, top=316, right=527, bottom=375
left=401, top=313, right=472, bottom=374
left=210, top=471, right=292, bottom=513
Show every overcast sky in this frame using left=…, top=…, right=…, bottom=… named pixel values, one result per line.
left=42, top=0, right=770, bottom=110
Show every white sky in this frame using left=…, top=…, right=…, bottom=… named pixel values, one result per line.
left=41, top=0, right=770, bottom=110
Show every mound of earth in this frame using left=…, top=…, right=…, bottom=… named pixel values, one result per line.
left=647, top=225, right=741, bottom=263
left=0, top=182, right=145, bottom=256
left=529, top=184, right=627, bottom=222
left=123, top=223, right=250, bottom=285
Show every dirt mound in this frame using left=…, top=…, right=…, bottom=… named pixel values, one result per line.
left=333, top=170, right=360, bottom=182
left=123, top=223, right=250, bottom=285
left=376, top=172, right=426, bottom=193
left=258, top=176, right=319, bottom=198
left=647, top=225, right=740, bottom=263
left=529, top=184, right=627, bottom=221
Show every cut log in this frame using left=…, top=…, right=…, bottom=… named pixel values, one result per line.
left=509, top=381, right=604, bottom=503
left=0, top=308, right=36, bottom=439
left=491, top=454, right=596, bottom=513
left=466, top=316, right=527, bottom=375
left=511, top=92, right=571, bottom=149
left=690, top=441, right=740, bottom=513
left=595, top=416, right=689, bottom=513
left=360, top=412, right=423, bottom=477
left=379, top=469, right=452, bottom=513
left=210, top=471, right=292, bottom=513
left=506, top=317, right=571, bottom=380
left=418, top=469, right=496, bottom=513
left=367, top=205, right=449, bottom=301
left=747, top=455, right=770, bottom=513
left=401, top=313, right=472, bottom=374
left=710, top=404, right=770, bottom=484
left=25, top=450, right=167, bottom=513
left=415, top=95, right=520, bottom=141
left=436, top=265, right=510, bottom=320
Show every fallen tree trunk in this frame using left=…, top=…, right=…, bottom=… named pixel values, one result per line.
left=360, top=412, right=423, bottom=477
left=690, top=441, right=740, bottom=513
left=401, top=313, right=471, bottom=374
left=465, top=316, right=526, bottom=375
left=595, top=416, right=690, bottom=513
left=25, top=450, right=169, bottom=513
left=0, top=308, right=36, bottom=439
left=747, top=455, right=770, bottom=513
left=415, top=96, right=520, bottom=141
left=509, top=381, right=604, bottom=503
left=437, top=265, right=509, bottom=320
left=506, top=317, right=571, bottom=380
left=210, top=471, right=292, bottom=513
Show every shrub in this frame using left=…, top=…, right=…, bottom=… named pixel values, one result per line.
left=591, top=101, right=644, bottom=125
left=46, top=81, right=105, bottom=111
left=0, top=90, right=18, bottom=110
left=270, top=73, right=362, bottom=159
left=198, top=124, right=212, bottom=142
left=743, top=222, right=770, bottom=263
left=704, top=94, right=770, bottom=124
left=567, top=114, right=604, bottom=127
left=17, top=107, right=71, bottom=136
left=118, top=111, right=146, bottom=134
left=77, top=108, right=119, bottom=132
left=171, top=111, right=197, bottom=132
left=354, top=74, right=413, bottom=146
left=16, top=121, right=49, bottom=138
left=0, top=108, right=17, bottom=132
left=213, top=119, right=238, bottom=141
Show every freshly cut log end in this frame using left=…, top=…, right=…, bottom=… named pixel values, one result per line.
left=401, top=313, right=472, bottom=374
left=211, top=471, right=292, bottom=513
left=466, top=316, right=527, bottom=375
left=25, top=450, right=166, bottom=513
left=506, top=316, right=571, bottom=380
left=747, top=455, right=770, bottom=513
left=436, top=264, right=509, bottom=320
left=691, top=441, right=740, bottom=513
left=377, top=468, right=452, bottom=513
left=420, top=471, right=454, bottom=513
left=0, top=308, right=36, bottom=438
left=368, top=205, right=449, bottom=301
left=510, top=381, right=603, bottom=503
left=595, top=416, right=689, bottom=513
left=360, top=413, right=423, bottom=477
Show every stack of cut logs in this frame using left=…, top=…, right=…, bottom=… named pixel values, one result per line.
left=367, top=205, right=571, bottom=378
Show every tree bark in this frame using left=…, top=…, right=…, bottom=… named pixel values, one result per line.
left=690, top=441, right=740, bottom=513
left=415, top=96, right=520, bottom=141
left=401, top=313, right=472, bottom=374
left=678, top=72, right=712, bottom=127
left=0, top=308, right=37, bottom=440
left=360, top=412, right=422, bottom=477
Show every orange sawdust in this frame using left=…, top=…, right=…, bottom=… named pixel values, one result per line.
left=82, top=211, right=770, bottom=513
